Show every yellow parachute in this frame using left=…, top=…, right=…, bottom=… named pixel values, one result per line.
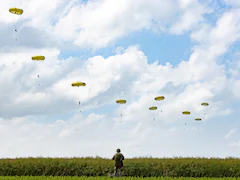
left=149, top=106, right=157, bottom=110
left=195, top=118, right=201, bottom=121
left=149, top=106, right=157, bottom=124
left=31, top=56, right=45, bottom=85
left=154, top=96, right=164, bottom=118
left=182, top=111, right=191, bottom=127
left=201, top=102, right=209, bottom=106
left=154, top=96, right=165, bottom=101
left=72, top=82, right=86, bottom=87
left=32, top=56, right=45, bottom=61
left=201, top=102, right=209, bottom=120
left=182, top=111, right=190, bottom=115
left=116, top=99, right=127, bottom=104
left=9, top=8, right=23, bottom=41
left=72, top=82, right=86, bottom=112
left=116, top=99, right=127, bottom=119
left=9, top=8, right=23, bottom=15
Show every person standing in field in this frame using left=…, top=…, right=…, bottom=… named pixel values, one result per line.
left=112, top=148, right=124, bottom=177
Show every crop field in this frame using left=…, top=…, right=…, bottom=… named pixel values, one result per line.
left=0, top=157, right=239, bottom=177
left=0, top=177, right=238, bottom=180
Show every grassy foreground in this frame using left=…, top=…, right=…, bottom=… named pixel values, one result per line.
left=0, top=177, right=238, bottom=180
left=0, top=157, right=240, bottom=177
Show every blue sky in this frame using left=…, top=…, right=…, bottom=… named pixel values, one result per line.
left=0, top=0, right=240, bottom=158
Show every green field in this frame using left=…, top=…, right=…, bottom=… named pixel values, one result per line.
left=0, top=177, right=238, bottom=180
left=0, top=157, right=240, bottom=177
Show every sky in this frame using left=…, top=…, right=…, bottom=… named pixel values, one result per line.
left=0, top=0, right=240, bottom=159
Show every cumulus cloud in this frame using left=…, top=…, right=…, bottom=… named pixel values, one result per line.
left=0, top=0, right=240, bottom=158
left=1, top=0, right=210, bottom=50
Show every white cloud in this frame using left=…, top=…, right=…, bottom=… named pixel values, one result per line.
left=0, top=0, right=240, bottom=158
left=225, top=128, right=236, bottom=139
left=0, top=0, right=211, bottom=50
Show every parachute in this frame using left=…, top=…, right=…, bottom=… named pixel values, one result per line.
left=149, top=106, right=157, bottom=124
left=116, top=100, right=127, bottom=104
left=32, top=56, right=45, bottom=61
left=32, top=56, right=45, bottom=85
left=201, top=102, right=209, bottom=119
left=9, top=8, right=23, bottom=41
left=72, top=82, right=86, bottom=87
left=72, top=82, right=86, bottom=112
left=182, top=111, right=190, bottom=115
left=154, top=96, right=164, bottom=118
left=154, top=96, right=165, bottom=101
left=9, top=8, right=23, bottom=15
left=116, top=99, right=127, bottom=121
left=182, top=111, right=191, bottom=128
left=149, top=106, right=157, bottom=110
left=201, top=102, right=209, bottom=106
left=195, top=118, right=202, bottom=131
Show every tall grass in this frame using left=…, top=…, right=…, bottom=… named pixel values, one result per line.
left=0, top=177, right=238, bottom=180
left=0, top=157, right=239, bottom=177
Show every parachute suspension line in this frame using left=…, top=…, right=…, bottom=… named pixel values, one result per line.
left=116, top=99, right=126, bottom=123
left=72, top=82, right=86, bottom=113
left=32, top=56, right=45, bottom=86
left=9, top=8, right=23, bottom=42
left=154, top=96, right=165, bottom=126
left=201, top=102, right=209, bottom=120
left=182, top=111, right=190, bottom=130
left=195, top=118, right=202, bottom=132
left=149, top=106, right=157, bottom=126
left=203, top=106, right=209, bottom=120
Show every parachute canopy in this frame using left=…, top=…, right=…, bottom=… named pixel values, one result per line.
left=32, top=56, right=45, bottom=61
left=154, top=96, right=165, bottom=101
left=9, top=8, right=23, bottom=15
left=116, top=100, right=126, bottom=104
left=72, top=82, right=86, bottom=87
left=201, top=102, right=209, bottom=106
left=195, top=118, right=202, bottom=121
left=149, top=106, right=157, bottom=110
left=182, top=111, right=190, bottom=115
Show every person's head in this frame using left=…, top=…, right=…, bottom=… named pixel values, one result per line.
left=116, top=148, right=121, bottom=153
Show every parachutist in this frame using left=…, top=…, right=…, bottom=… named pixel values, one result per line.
left=155, top=96, right=165, bottom=101
left=37, top=75, right=40, bottom=78
left=72, top=82, right=86, bottom=86
left=15, top=29, right=17, bottom=32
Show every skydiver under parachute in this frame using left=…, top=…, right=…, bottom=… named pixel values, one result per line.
left=116, top=99, right=126, bottom=122
left=201, top=102, right=209, bottom=119
left=9, top=8, right=23, bottom=41
left=182, top=111, right=190, bottom=129
left=149, top=106, right=157, bottom=126
left=32, top=56, right=45, bottom=86
left=154, top=96, right=164, bottom=119
left=72, top=82, right=86, bottom=113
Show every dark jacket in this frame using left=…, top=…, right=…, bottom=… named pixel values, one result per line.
left=112, top=152, right=124, bottom=166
